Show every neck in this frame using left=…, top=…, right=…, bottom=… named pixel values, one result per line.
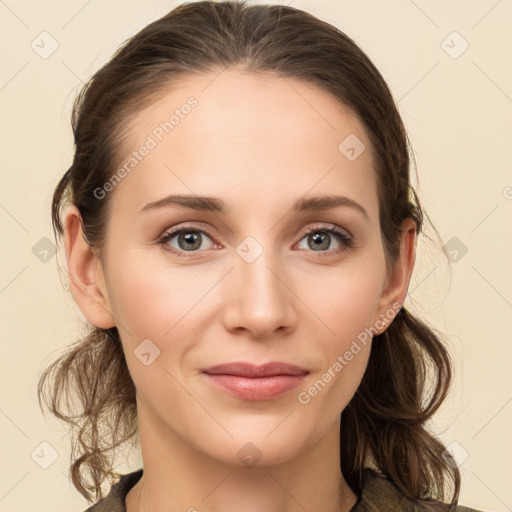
left=126, top=402, right=358, bottom=512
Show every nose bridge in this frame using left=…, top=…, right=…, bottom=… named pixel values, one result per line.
left=224, top=237, right=294, bottom=337
left=241, top=249, right=282, bottom=302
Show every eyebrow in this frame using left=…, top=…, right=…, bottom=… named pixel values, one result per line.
left=139, top=194, right=369, bottom=220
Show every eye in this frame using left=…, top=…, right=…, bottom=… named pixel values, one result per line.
left=158, top=225, right=218, bottom=257
left=158, top=223, right=354, bottom=258
left=296, top=224, right=354, bottom=257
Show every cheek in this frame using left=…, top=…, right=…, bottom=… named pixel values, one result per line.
left=105, top=255, right=207, bottom=397
left=107, top=244, right=386, bottom=346
left=106, top=250, right=214, bottom=340
left=298, top=259, right=385, bottom=345
left=293, top=254, right=384, bottom=405
left=295, top=270, right=380, bottom=416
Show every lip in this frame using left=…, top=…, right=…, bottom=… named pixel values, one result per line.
left=202, top=362, right=309, bottom=401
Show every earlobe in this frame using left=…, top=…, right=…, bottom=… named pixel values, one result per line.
left=376, top=218, right=417, bottom=330
left=63, top=205, right=116, bottom=329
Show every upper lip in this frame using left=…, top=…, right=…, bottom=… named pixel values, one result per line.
left=202, top=362, right=309, bottom=377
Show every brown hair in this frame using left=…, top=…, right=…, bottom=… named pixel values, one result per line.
left=38, top=0, right=460, bottom=506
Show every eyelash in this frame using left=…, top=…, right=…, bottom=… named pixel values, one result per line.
left=157, top=223, right=354, bottom=259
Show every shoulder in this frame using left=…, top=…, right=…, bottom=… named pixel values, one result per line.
left=351, top=468, right=485, bottom=512
left=80, top=468, right=143, bottom=512
left=78, top=467, right=485, bottom=512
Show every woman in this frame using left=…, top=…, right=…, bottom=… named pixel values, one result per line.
left=38, top=1, right=484, bottom=511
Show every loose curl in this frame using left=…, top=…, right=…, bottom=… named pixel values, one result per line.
left=38, top=1, right=460, bottom=507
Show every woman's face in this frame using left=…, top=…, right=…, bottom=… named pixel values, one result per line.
left=68, top=70, right=413, bottom=467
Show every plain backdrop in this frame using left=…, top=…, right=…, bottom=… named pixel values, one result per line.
left=1, top=1, right=511, bottom=511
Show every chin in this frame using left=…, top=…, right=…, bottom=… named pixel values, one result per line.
left=195, top=423, right=315, bottom=468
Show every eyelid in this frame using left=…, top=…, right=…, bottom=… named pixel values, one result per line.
left=296, top=222, right=352, bottom=240
left=157, top=223, right=219, bottom=252
left=158, top=221, right=354, bottom=257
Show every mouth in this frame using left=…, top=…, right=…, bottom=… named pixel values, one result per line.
left=201, top=362, right=309, bottom=401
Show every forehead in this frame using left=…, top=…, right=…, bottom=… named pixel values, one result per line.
left=110, top=70, right=379, bottom=221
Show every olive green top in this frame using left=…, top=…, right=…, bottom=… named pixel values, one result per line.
left=83, top=468, right=484, bottom=512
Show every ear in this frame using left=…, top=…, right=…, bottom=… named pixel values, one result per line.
left=375, top=217, right=417, bottom=330
left=62, top=205, right=116, bottom=329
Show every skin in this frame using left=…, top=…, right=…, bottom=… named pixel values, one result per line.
left=63, top=70, right=416, bottom=512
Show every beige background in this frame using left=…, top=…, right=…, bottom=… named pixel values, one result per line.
left=1, top=0, right=511, bottom=511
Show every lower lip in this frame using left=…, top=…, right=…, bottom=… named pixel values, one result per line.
left=203, top=373, right=307, bottom=401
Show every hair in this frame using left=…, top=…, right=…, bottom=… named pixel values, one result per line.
left=38, top=0, right=460, bottom=507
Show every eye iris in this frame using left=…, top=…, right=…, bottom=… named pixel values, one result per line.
left=179, top=231, right=202, bottom=251
left=308, top=231, right=330, bottom=251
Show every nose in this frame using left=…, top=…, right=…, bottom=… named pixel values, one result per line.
left=221, top=250, right=297, bottom=339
